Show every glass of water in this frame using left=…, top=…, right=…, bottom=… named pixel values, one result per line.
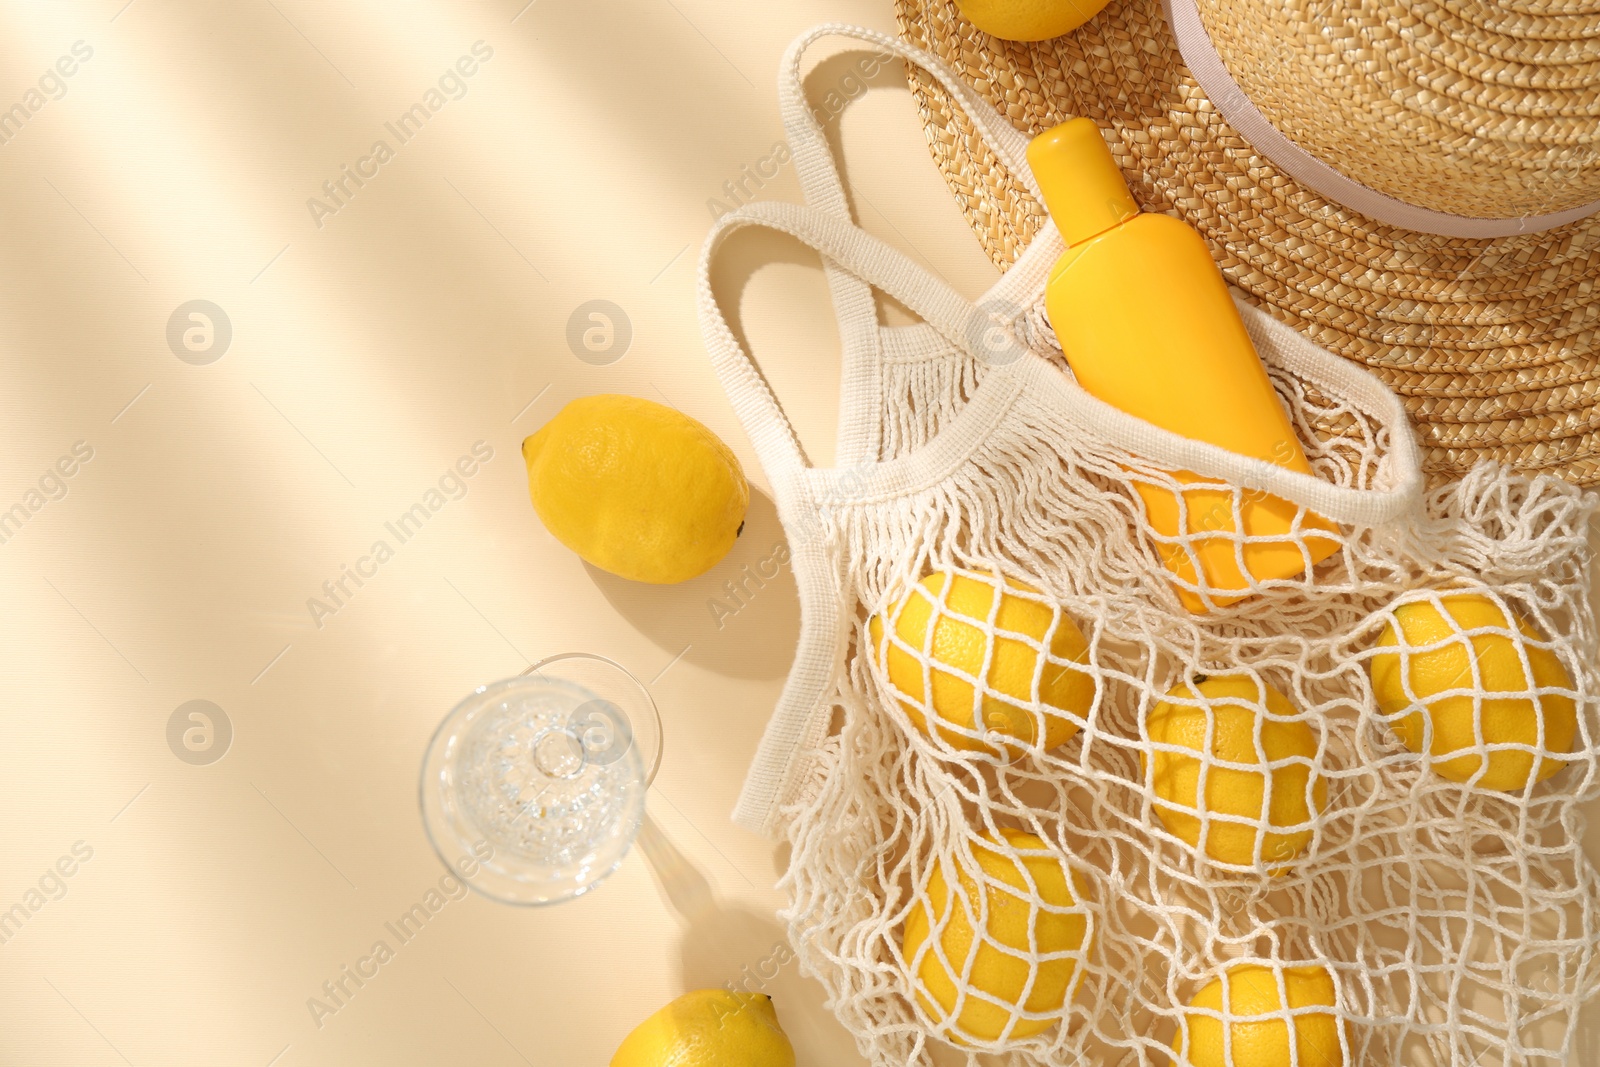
left=420, top=653, right=663, bottom=906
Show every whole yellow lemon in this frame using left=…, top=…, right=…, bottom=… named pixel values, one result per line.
left=1174, top=963, right=1346, bottom=1067
left=957, top=0, right=1111, bottom=41
left=902, top=828, right=1093, bottom=1044
left=1369, top=595, right=1577, bottom=791
left=1142, top=675, right=1326, bottom=869
left=523, top=395, right=748, bottom=584
left=610, top=989, right=795, bottom=1067
left=869, top=569, right=1095, bottom=756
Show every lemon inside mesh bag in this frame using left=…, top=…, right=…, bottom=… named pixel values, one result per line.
left=901, top=827, right=1094, bottom=1044
left=869, top=568, right=1096, bottom=755
left=1173, top=962, right=1346, bottom=1067
left=1141, top=675, right=1328, bottom=870
left=1369, top=593, right=1578, bottom=792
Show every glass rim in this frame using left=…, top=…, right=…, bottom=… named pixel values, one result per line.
left=520, top=651, right=664, bottom=788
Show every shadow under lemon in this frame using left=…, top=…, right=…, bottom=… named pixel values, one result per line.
left=585, top=488, right=800, bottom=681
left=633, top=814, right=862, bottom=1065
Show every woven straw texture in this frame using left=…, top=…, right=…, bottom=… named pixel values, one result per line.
left=893, top=0, right=1600, bottom=486
left=1196, top=0, right=1600, bottom=221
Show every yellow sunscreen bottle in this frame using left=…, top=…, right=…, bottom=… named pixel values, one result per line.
left=1027, top=119, right=1339, bottom=612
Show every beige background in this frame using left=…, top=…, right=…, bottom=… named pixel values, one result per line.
left=0, top=1, right=1594, bottom=1065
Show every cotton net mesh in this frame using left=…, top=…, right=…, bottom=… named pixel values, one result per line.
left=776, top=307, right=1600, bottom=1066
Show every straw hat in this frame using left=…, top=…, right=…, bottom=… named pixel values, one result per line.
left=894, top=0, right=1600, bottom=485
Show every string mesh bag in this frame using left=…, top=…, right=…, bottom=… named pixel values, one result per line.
left=701, top=25, right=1600, bottom=1067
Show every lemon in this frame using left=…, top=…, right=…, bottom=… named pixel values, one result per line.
left=956, top=0, right=1110, bottom=41
left=1143, top=676, right=1326, bottom=868
left=1174, top=963, right=1345, bottom=1067
left=610, top=990, right=795, bottom=1067
left=1370, top=595, right=1577, bottom=791
left=868, top=569, right=1095, bottom=755
left=523, top=395, right=748, bottom=584
left=902, top=828, right=1092, bottom=1044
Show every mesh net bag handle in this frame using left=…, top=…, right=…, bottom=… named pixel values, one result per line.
left=699, top=197, right=1424, bottom=530
left=779, top=23, right=1046, bottom=217
left=775, top=23, right=1065, bottom=471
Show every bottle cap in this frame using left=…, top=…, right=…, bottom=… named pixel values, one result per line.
left=1026, top=118, right=1141, bottom=246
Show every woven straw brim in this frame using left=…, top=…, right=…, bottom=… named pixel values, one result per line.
left=895, top=0, right=1600, bottom=487
left=1196, top=0, right=1600, bottom=220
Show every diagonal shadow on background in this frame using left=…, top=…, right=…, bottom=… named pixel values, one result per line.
left=633, top=813, right=863, bottom=1065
